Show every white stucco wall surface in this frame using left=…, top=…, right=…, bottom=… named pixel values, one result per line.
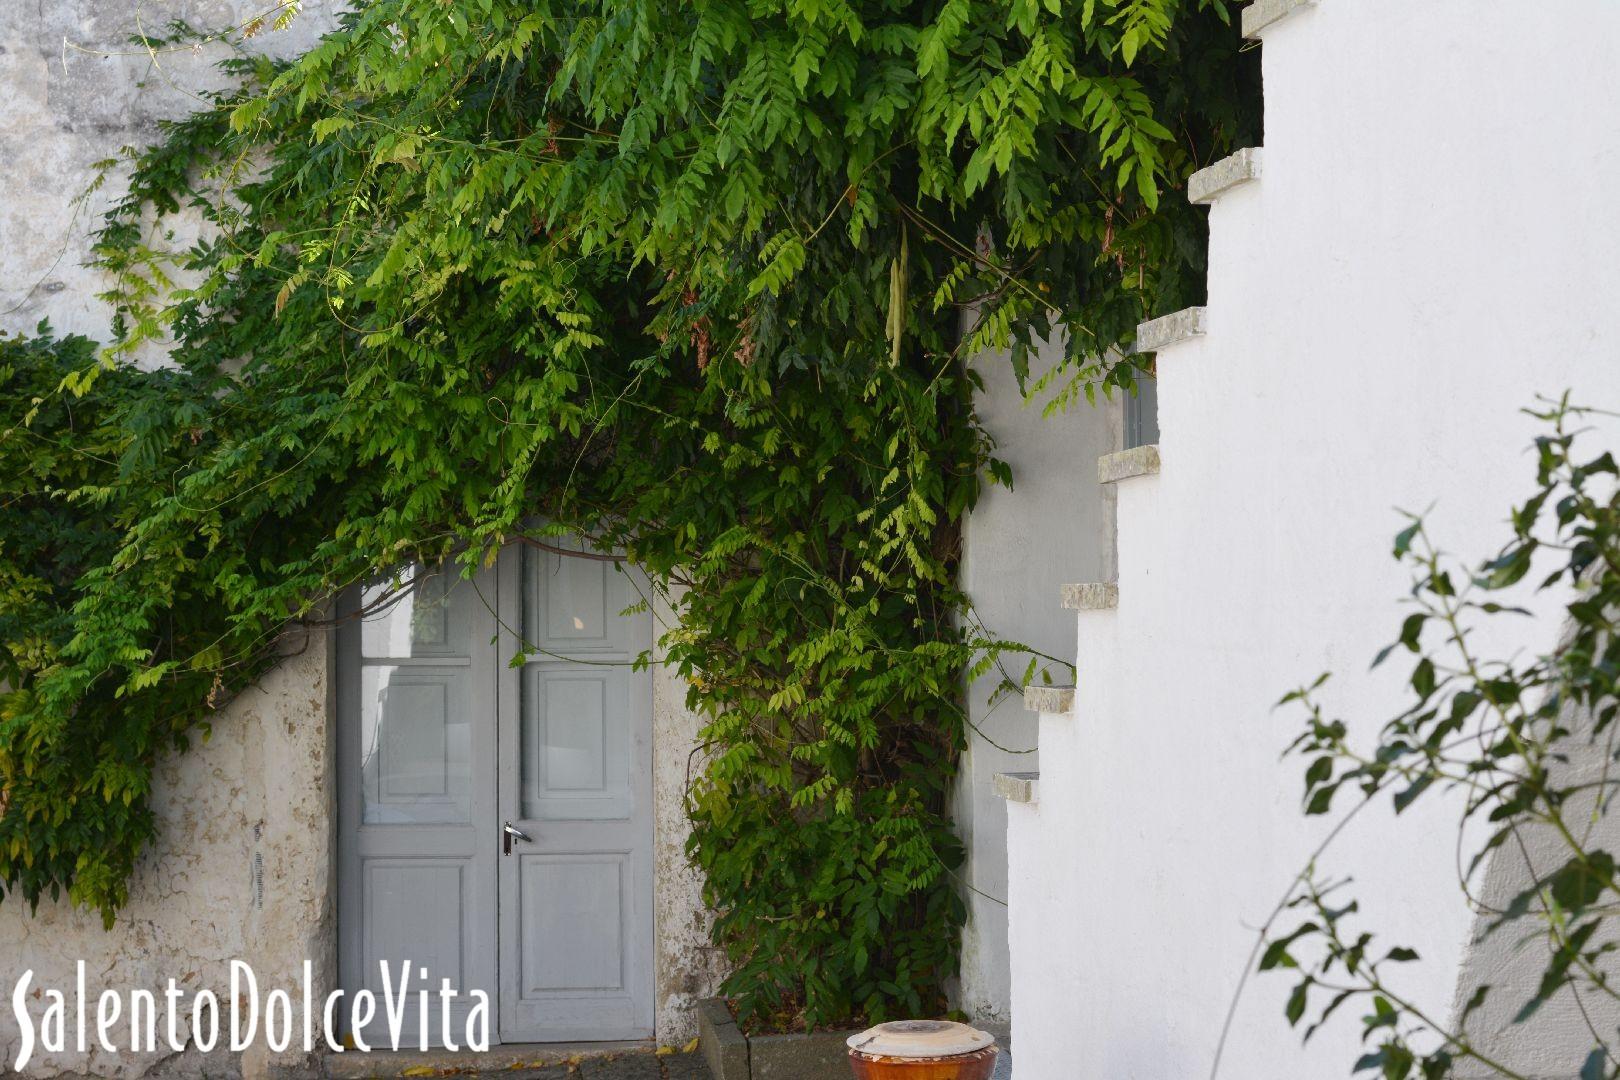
left=1008, top=3, right=1620, bottom=1077
left=955, top=344, right=1118, bottom=1024
left=0, top=633, right=335, bottom=1080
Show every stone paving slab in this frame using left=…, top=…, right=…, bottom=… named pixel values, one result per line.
left=443, top=1050, right=709, bottom=1079
left=334, top=1048, right=710, bottom=1079
left=579, top=1050, right=670, bottom=1079
left=663, top=1052, right=713, bottom=1080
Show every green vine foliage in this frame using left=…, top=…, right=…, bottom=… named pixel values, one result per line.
left=1, top=0, right=1257, bottom=1029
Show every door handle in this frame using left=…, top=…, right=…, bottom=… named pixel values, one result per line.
left=502, top=821, right=533, bottom=856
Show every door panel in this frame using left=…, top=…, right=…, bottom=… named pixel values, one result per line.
left=498, top=543, right=654, bottom=1042
left=362, top=860, right=467, bottom=991
left=518, top=853, right=626, bottom=991
left=339, top=565, right=497, bottom=1047
left=523, top=666, right=634, bottom=820
left=531, top=555, right=616, bottom=649
left=362, top=666, right=474, bottom=823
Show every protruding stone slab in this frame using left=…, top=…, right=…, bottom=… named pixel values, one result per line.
left=1098, top=444, right=1161, bottom=484
left=1023, top=685, right=1075, bottom=714
left=1189, top=147, right=1262, bottom=205
left=1134, top=307, right=1205, bottom=354
left=994, top=772, right=1039, bottom=804
left=1061, top=582, right=1119, bottom=611
left=1242, top=0, right=1314, bottom=39
left=697, top=998, right=750, bottom=1080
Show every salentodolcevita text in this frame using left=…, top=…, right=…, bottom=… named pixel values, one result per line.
left=8, top=961, right=490, bottom=1069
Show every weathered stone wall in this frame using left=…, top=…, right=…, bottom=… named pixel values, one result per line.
left=650, top=592, right=727, bottom=1047
left=0, top=598, right=716, bottom=1078
left=1, top=7, right=341, bottom=1077
left=0, top=631, right=335, bottom=1079
left=0, top=0, right=341, bottom=346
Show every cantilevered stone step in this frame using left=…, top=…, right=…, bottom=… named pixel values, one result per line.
left=994, top=772, right=1039, bottom=804
left=1023, top=685, right=1075, bottom=714
left=1135, top=307, right=1205, bottom=354
left=1061, top=582, right=1119, bottom=611
left=1189, top=148, right=1262, bottom=205
left=1098, top=444, right=1160, bottom=484
left=1243, top=0, right=1314, bottom=39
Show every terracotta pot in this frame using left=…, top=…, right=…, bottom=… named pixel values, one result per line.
left=845, top=1020, right=999, bottom=1080
left=848, top=1044, right=999, bottom=1080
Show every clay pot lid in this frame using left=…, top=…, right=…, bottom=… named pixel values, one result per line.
left=846, top=1020, right=995, bottom=1058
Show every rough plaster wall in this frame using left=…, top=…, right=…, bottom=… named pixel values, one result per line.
left=650, top=590, right=726, bottom=1046
left=0, top=632, right=335, bottom=1079
left=1007, top=3, right=1620, bottom=1077
left=953, top=341, right=1118, bottom=1024
left=0, top=0, right=341, bottom=346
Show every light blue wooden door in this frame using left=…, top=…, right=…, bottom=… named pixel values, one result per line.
left=495, top=543, right=655, bottom=1042
left=337, top=564, right=499, bottom=1047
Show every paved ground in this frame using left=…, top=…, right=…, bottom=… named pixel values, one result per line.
left=345, top=1039, right=1011, bottom=1078
left=496, top=1050, right=709, bottom=1079
left=449, top=1046, right=1011, bottom=1079
left=358, top=1049, right=711, bottom=1079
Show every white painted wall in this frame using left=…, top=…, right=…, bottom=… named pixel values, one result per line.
left=955, top=345, right=1119, bottom=1024
left=1008, top=3, right=1620, bottom=1077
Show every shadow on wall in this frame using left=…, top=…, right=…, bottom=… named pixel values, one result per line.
left=1451, top=673, right=1620, bottom=1080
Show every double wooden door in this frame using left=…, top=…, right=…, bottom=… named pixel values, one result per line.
left=337, top=544, right=653, bottom=1045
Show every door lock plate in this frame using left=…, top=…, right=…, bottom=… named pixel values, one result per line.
left=502, top=821, right=533, bottom=856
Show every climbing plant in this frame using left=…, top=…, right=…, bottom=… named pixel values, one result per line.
left=0, top=0, right=1258, bottom=1029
